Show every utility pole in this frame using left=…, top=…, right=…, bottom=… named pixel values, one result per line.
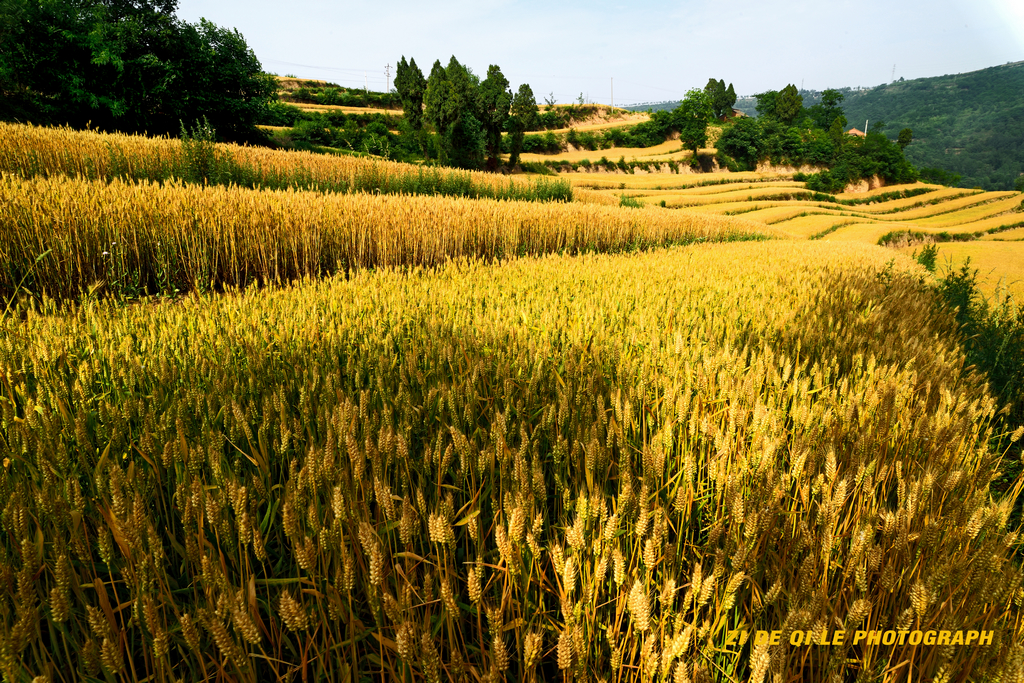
left=385, top=64, right=391, bottom=94
left=364, top=71, right=368, bottom=94
left=892, top=64, right=896, bottom=81
left=611, top=77, right=613, bottom=108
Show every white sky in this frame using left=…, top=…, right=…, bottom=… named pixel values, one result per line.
left=176, top=0, right=1024, bottom=105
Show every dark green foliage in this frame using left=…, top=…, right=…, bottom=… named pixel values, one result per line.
left=478, top=65, right=512, bottom=171
left=754, top=90, right=779, bottom=119
left=284, top=114, right=406, bottom=159
left=260, top=102, right=305, bottom=127
left=839, top=62, right=1024, bottom=190
left=933, top=261, right=1024, bottom=463
left=717, top=117, right=764, bottom=169
left=913, top=243, right=939, bottom=272
left=507, top=83, right=538, bottom=169
left=919, top=166, right=962, bottom=187
left=802, top=128, right=917, bottom=191
left=704, top=78, right=737, bottom=119
left=394, top=57, right=427, bottom=131
left=876, top=230, right=985, bottom=246
left=775, top=84, right=803, bottom=124
left=517, top=160, right=555, bottom=175
left=676, top=88, right=713, bottom=154
left=446, top=112, right=486, bottom=170
left=897, top=128, right=913, bottom=150
left=0, top=0, right=275, bottom=143
left=170, top=20, right=277, bottom=143
left=828, top=116, right=848, bottom=151
left=417, top=56, right=502, bottom=170
left=807, top=89, right=846, bottom=129
left=286, top=83, right=399, bottom=109
left=619, top=194, right=643, bottom=208
left=180, top=117, right=221, bottom=184
left=530, top=105, right=601, bottom=131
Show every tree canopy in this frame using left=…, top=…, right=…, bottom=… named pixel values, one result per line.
left=424, top=57, right=486, bottom=168
left=704, top=78, right=737, bottom=119
left=394, top=56, right=427, bottom=131
left=478, top=65, right=512, bottom=171
left=676, top=88, right=714, bottom=154
left=507, top=83, right=538, bottom=169
left=0, top=0, right=274, bottom=142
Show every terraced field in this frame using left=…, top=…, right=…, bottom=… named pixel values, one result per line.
left=569, top=172, right=1024, bottom=299
left=2, top=121, right=1023, bottom=683
left=289, top=102, right=402, bottom=115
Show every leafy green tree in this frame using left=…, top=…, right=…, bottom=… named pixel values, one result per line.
left=675, top=88, right=713, bottom=155
left=717, top=116, right=764, bottom=169
left=0, top=0, right=273, bottom=142
left=754, top=90, right=779, bottom=119
left=478, top=65, right=512, bottom=171
left=1013, top=174, right=1024, bottom=192
left=808, top=88, right=845, bottom=129
left=448, top=112, right=486, bottom=170
left=704, top=78, right=737, bottom=119
left=776, top=84, right=803, bottom=125
left=166, top=20, right=277, bottom=142
left=828, top=115, right=848, bottom=154
left=897, top=127, right=913, bottom=150
left=394, top=56, right=427, bottom=130
left=507, top=83, right=538, bottom=169
left=423, top=56, right=485, bottom=168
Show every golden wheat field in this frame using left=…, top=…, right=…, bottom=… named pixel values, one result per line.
left=1, top=122, right=1024, bottom=683
left=0, top=122, right=567, bottom=202
left=518, top=141, right=712, bottom=165
left=898, top=241, right=1024, bottom=299
left=983, top=226, right=1024, bottom=241
left=565, top=168, right=1024, bottom=297
left=2, top=240, right=1023, bottom=683
left=567, top=171, right=796, bottom=191
left=0, top=171, right=769, bottom=300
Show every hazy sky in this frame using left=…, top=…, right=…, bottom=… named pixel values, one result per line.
left=175, top=0, right=1024, bottom=105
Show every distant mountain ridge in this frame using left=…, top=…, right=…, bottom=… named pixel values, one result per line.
left=625, top=62, right=1024, bottom=190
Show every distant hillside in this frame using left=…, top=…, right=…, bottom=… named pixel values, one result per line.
left=615, top=64, right=1024, bottom=191
left=731, top=64, right=1024, bottom=190
left=839, top=62, right=1024, bottom=190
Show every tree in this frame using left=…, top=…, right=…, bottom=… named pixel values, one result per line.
left=828, top=115, right=848, bottom=154
left=718, top=116, right=764, bottom=169
left=776, top=84, right=803, bottom=125
left=423, top=56, right=484, bottom=168
left=808, top=88, right=845, bottom=129
left=897, top=127, right=913, bottom=150
left=165, top=20, right=277, bottom=143
left=675, top=88, right=713, bottom=155
left=754, top=90, right=779, bottom=120
left=704, top=78, right=737, bottom=119
left=0, top=0, right=274, bottom=142
left=394, top=56, right=427, bottom=130
left=478, top=65, right=512, bottom=171
left=507, top=83, right=538, bottom=169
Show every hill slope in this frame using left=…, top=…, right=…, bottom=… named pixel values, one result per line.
left=839, top=61, right=1024, bottom=191
left=636, top=62, right=1024, bottom=190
